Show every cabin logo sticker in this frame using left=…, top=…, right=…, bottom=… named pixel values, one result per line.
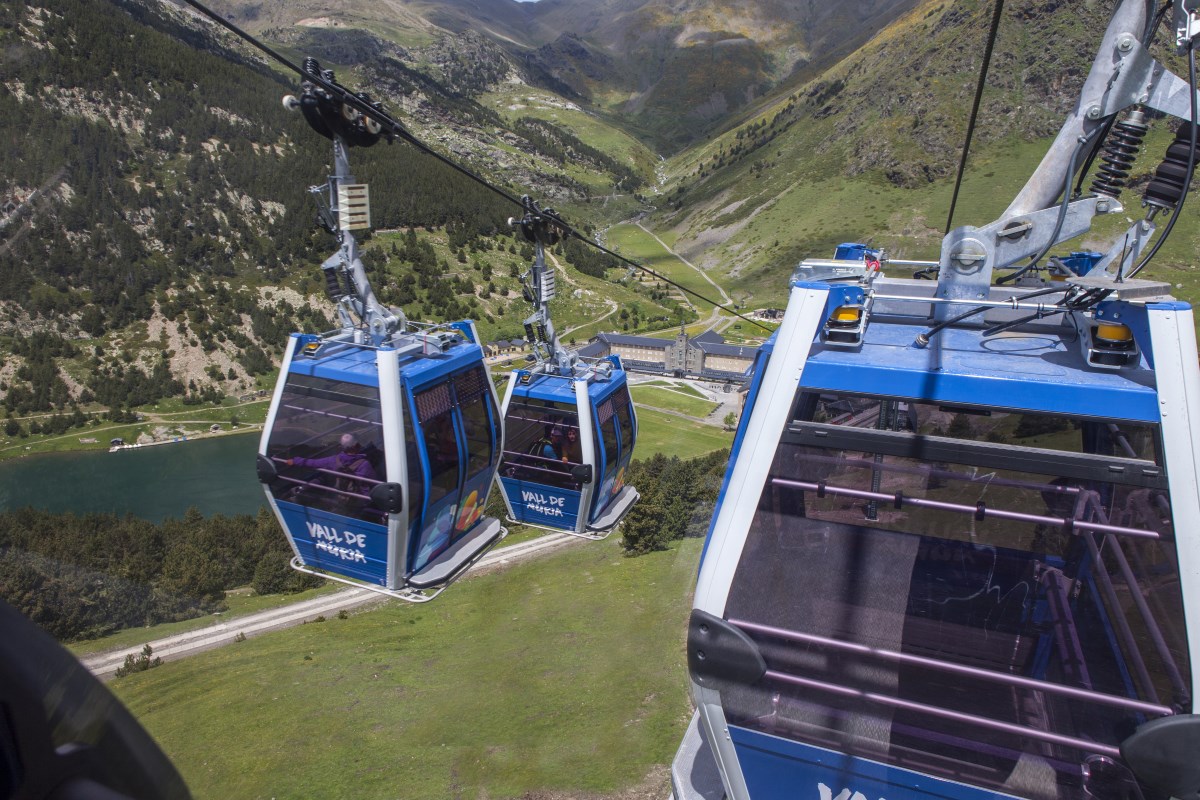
left=521, top=489, right=566, bottom=517
left=456, top=489, right=483, bottom=530
left=305, top=521, right=368, bottom=563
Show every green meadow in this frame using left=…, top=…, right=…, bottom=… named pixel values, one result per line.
left=605, top=224, right=726, bottom=317
left=634, top=407, right=733, bottom=460
left=631, top=386, right=720, bottom=419
left=113, top=536, right=703, bottom=800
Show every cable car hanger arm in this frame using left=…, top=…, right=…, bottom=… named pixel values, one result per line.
left=917, top=0, right=1198, bottom=344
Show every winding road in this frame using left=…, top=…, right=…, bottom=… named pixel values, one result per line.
left=546, top=250, right=620, bottom=337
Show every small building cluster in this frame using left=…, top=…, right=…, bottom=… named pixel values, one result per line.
left=485, top=338, right=529, bottom=356
left=579, top=328, right=759, bottom=382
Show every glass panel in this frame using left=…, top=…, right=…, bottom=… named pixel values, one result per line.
left=596, top=397, right=620, bottom=498
left=452, top=367, right=495, bottom=535
left=265, top=374, right=386, bottom=522
left=410, top=380, right=464, bottom=573
left=404, top=410, right=424, bottom=535
left=420, top=404, right=460, bottom=506
left=500, top=397, right=581, bottom=490
left=456, top=367, right=496, bottom=480
left=613, top=386, right=635, bottom=469
left=722, top=392, right=1186, bottom=800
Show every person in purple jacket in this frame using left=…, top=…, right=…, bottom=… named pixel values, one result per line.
left=287, top=433, right=378, bottom=496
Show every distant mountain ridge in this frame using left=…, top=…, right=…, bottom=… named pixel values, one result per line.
left=5, top=0, right=1197, bottom=441
left=205, top=0, right=923, bottom=150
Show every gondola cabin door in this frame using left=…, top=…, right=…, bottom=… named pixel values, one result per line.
left=585, top=379, right=637, bottom=530
left=403, top=360, right=500, bottom=586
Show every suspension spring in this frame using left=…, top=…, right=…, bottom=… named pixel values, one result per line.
left=1144, top=122, right=1200, bottom=211
left=1090, top=111, right=1148, bottom=198
left=322, top=267, right=342, bottom=299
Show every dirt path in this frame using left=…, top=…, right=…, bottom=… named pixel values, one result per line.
left=634, top=222, right=732, bottom=306
left=546, top=250, right=619, bottom=337
left=83, top=532, right=581, bottom=680
left=0, top=398, right=268, bottom=458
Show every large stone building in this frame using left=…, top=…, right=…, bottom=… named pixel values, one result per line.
left=579, top=328, right=759, bottom=382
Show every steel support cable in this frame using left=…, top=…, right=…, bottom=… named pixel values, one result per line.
left=914, top=283, right=1072, bottom=347
left=177, top=0, right=524, bottom=208
left=1130, top=41, right=1198, bottom=277
left=536, top=208, right=767, bottom=330
left=944, top=0, right=1007, bottom=235
left=178, top=0, right=771, bottom=332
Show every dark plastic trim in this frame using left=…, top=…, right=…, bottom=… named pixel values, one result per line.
left=255, top=454, right=277, bottom=484
left=687, top=610, right=766, bottom=688
left=1121, top=714, right=1200, bottom=800
left=369, top=482, right=404, bottom=514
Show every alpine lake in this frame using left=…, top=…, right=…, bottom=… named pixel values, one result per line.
left=0, top=433, right=265, bottom=521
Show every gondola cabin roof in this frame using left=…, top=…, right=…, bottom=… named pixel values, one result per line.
left=513, top=367, right=624, bottom=404
left=286, top=333, right=485, bottom=387
left=793, top=279, right=1177, bottom=423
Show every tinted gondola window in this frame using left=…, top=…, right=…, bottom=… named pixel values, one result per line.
left=453, top=367, right=497, bottom=534
left=456, top=367, right=496, bottom=480
left=405, top=412, right=424, bottom=532
left=721, top=393, right=1186, bottom=800
left=613, top=387, right=635, bottom=468
left=410, top=381, right=463, bottom=571
left=415, top=382, right=460, bottom=505
left=595, top=397, right=620, bottom=497
left=500, top=398, right=580, bottom=490
left=265, top=374, right=385, bottom=522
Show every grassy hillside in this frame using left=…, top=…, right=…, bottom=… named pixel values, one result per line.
left=6, top=0, right=1199, bottom=457
left=0, top=0, right=671, bottom=440
left=113, top=536, right=702, bottom=800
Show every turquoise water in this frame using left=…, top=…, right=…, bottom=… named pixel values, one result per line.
left=0, top=434, right=266, bottom=522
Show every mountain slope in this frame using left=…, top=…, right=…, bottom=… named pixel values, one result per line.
left=202, top=0, right=925, bottom=150
left=646, top=0, right=1194, bottom=305
left=0, top=0, right=674, bottom=426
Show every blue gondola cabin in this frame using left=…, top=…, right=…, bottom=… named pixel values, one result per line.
left=497, top=358, right=638, bottom=537
left=257, top=327, right=505, bottom=601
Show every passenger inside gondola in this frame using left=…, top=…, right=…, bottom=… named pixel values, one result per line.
left=282, top=431, right=383, bottom=519
left=265, top=374, right=388, bottom=523
left=286, top=433, right=378, bottom=486
left=536, top=425, right=564, bottom=461
left=501, top=402, right=581, bottom=490
left=561, top=426, right=582, bottom=464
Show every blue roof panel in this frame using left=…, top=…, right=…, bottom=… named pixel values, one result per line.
left=287, top=336, right=485, bottom=389
left=800, top=320, right=1160, bottom=422
left=514, top=372, right=581, bottom=403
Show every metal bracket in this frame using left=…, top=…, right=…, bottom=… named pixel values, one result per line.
left=934, top=198, right=1105, bottom=317
left=1086, top=217, right=1157, bottom=280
